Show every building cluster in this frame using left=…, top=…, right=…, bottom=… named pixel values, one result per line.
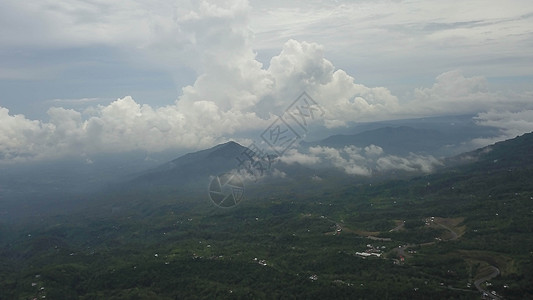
left=355, top=244, right=385, bottom=258
left=253, top=257, right=267, bottom=266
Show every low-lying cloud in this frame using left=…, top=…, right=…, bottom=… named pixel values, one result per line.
left=279, top=145, right=442, bottom=176
left=470, top=109, right=533, bottom=147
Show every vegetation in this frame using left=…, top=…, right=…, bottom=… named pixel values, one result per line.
left=1, top=133, right=533, bottom=299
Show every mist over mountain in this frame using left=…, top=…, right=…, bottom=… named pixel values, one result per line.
left=0, top=150, right=181, bottom=221
left=131, top=141, right=248, bottom=187
left=0, top=113, right=523, bottom=227
left=446, top=128, right=533, bottom=172
left=0, top=114, right=507, bottom=219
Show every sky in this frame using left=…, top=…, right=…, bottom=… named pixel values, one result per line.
left=1, top=0, right=533, bottom=163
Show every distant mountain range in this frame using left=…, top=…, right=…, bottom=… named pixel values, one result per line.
left=305, top=126, right=445, bottom=155
left=305, top=114, right=498, bottom=153
left=304, top=123, right=499, bottom=157
left=128, top=122, right=532, bottom=195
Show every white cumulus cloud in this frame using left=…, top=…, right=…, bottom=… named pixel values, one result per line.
left=0, top=0, right=532, bottom=164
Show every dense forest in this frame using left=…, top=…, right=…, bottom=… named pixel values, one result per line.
left=1, top=133, right=532, bottom=299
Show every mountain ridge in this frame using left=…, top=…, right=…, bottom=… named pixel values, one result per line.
left=131, top=141, right=249, bottom=187
left=304, top=125, right=454, bottom=156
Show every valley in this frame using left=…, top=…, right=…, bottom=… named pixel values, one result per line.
left=0, top=130, right=532, bottom=299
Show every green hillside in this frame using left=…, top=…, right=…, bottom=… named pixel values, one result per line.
left=1, top=133, right=532, bottom=299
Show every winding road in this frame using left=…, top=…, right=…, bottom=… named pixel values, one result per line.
left=474, top=266, right=501, bottom=299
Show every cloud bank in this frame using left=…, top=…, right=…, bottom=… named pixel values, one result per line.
left=279, top=145, right=442, bottom=176
left=470, top=110, right=533, bottom=147
left=0, top=0, right=532, bottom=163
